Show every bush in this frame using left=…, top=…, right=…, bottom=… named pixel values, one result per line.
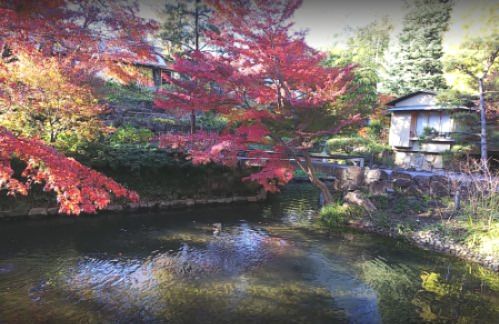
left=109, top=125, right=154, bottom=146
left=456, top=161, right=499, bottom=255
left=198, top=112, right=228, bottom=132
left=326, top=137, right=366, bottom=155
left=104, top=82, right=154, bottom=103
left=72, top=125, right=173, bottom=172
left=320, top=201, right=351, bottom=228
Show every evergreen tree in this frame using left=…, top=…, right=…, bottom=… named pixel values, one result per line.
left=160, top=0, right=214, bottom=134
left=326, top=18, right=393, bottom=115
left=387, top=0, right=453, bottom=95
left=161, top=0, right=213, bottom=56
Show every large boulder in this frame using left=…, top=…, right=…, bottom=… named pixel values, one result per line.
left=368, top=180, right=393, bottom=195
left=363, top=169, right=389, bottom=184
left=391, top=171, right=412, bottom=181
left=345, top=166, right=364, bottom=182
left=430, top=176, right=450, bottom=197
left=344, top=190, right=376, bottom=212
left=413, top=175, right=431, bottom=193
left=393, top=178, right=413, bottom=190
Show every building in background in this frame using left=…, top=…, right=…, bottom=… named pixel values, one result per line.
left=387, top=91, right=477, bottom=170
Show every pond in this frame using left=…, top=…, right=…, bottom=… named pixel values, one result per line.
left=0, top=183, right=498, bottom=323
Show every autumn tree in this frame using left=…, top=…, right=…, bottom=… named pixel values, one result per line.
left=0, top=53, right=104, bottom=152
left=0, top=0, right=157, bottom=214
left=161, top=0, right=215, bottom=134
left=155, top=0, right=359, bottom=204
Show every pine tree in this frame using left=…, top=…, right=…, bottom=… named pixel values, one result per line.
left=387, top=0, right=453, bottom=95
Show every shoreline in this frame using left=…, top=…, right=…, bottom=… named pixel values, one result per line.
left=345, top=218, right=499, bottom=272
left=0, top=190, right=268, bottom=221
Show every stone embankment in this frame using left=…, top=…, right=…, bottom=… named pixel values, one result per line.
left=313, top=164, right=478, bottom=197
left=1, top=190, right=268, bottom=219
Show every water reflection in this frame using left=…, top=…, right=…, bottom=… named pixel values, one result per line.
left=0, top=183, right=498, bottom=323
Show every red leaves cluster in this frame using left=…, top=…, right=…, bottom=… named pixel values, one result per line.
left=0, top=0, right=158, bottom=214
left=155, top=0, right=357, bottom=193
left=0, top=128, right=138, bottom=214
left=158, top=131, right=242, bottom=167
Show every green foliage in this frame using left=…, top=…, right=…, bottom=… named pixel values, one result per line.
left=72, top=125, right=171, bottom=172
left=386, top=0, right=452, bottom=95
left=109, top=125, right=154, bottom=146
left=104, top=82, right=154, bottom=104
left=105, top=163, right=259, bottom=201
left=326, top=137, right=366, bottom=154
left=198, top=112, right=228, bottom=132
left=419, top=126, right=439, bottom=141
left=320, top=201, right=363, bottom=228
left=152, top=117, right=177, bottom=125
left=325, top=18, right=393, bottom=118
left=326, top=120, right=389, bottom=156
left=161, top=0, right=213, bottom=54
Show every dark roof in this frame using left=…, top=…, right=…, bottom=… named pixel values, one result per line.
left=386, top=90, right=436, bottom=106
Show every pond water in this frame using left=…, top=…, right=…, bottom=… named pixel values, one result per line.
left=0, top=183, right=498, bottom=323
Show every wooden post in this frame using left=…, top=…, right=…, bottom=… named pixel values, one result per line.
left=454, top=187, right=461, bottom=211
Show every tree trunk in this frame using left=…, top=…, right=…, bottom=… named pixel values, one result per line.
left=190, top=0, right=200, bottom=135
left=190, top=109, right=196, bottom=135
left=478, top=78, right=488, bottom=169
left=301, top=152, right=334, bottom=205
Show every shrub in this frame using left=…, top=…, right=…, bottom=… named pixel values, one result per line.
left=320, top=201, right=351, bottom=228
left=109, top=125, right=154, bottom=146
left=104, top=82, right=154, bottom=103
left=198, top=112, right=228, bottom=132
left=326, top=137, right=366, bottom=155
left=456, top=161, right=499, bottom=255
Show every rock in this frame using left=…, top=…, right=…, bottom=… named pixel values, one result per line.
left=405, top=184, right=424, bottom=196
left=345, top=166, right=364, bottom=183
left=430, top=176, right=450, bottom=197
left=364, top=169, right=383, bottom=184
left=413, top=175, right=430, bottom=192
left=47, top=207, right=59, bottom=215
left=332, top=168, right=348, bottom=181
left=139, top=201, right=157, bottom=209
left=344, top=190, right=376, bottom=212
left=393, top=178, right=413, bottom=189
left=106, top=204, right=124, bottom=211
left=28, top=208, right=48, bottom=216
left=128, top=202, right=140, bottom=210
left=368, top=181, right=392, bottom=195
left=391, top=171, right=412, bottom=180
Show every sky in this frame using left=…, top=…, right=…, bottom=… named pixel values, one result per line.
left=139, top=0, right=498, bottom=50
left=293, top=0, right=406, bottom=49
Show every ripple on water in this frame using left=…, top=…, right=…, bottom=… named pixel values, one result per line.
left=0, top=184, right=498, bottom=323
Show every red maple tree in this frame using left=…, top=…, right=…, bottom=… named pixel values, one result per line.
left=155, top=0, right=361, bottom=204
left=0, top=0, right=157, bottom=214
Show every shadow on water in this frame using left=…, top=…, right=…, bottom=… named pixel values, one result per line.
left=0, top=183, right=498, bottom=323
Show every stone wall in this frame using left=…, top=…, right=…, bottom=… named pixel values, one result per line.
left=313, top=164, right=469, bottom=198
left=394, top=151, right=444, bottom=170
left=0, top=190, right=268, bottom=220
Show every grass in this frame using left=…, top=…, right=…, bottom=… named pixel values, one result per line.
left=319, top=200, right=364, bottom=229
